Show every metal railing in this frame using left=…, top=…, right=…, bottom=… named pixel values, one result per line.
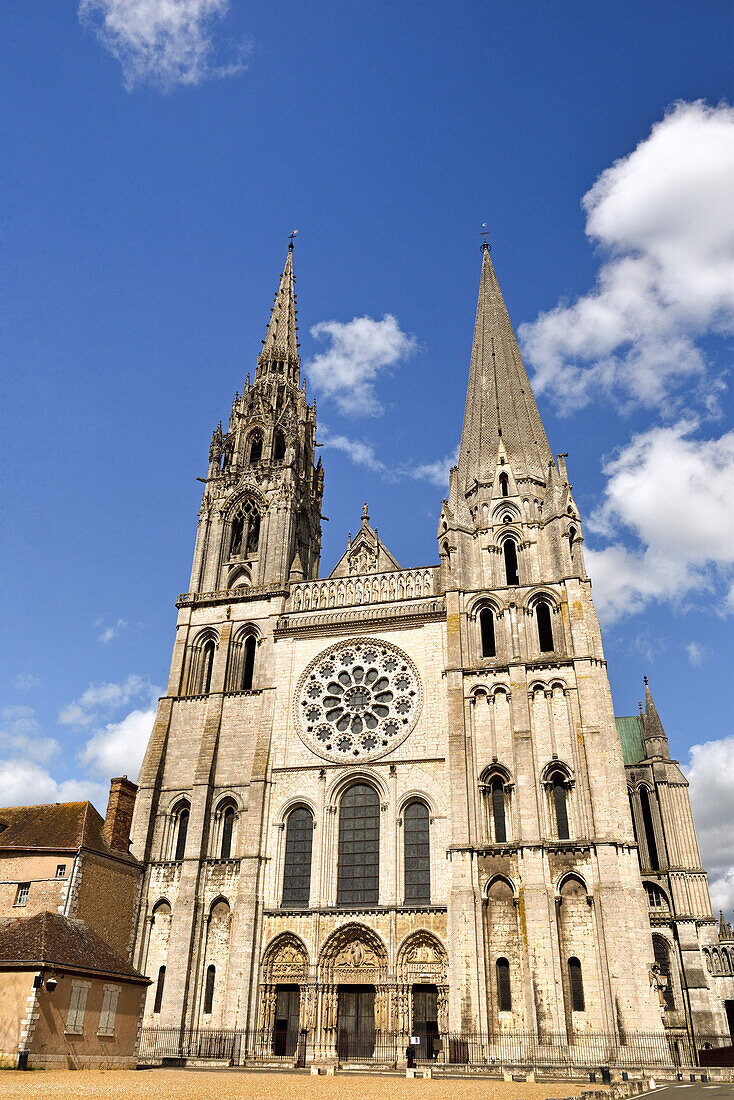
left=137, top=1026, right=734, bottom=1069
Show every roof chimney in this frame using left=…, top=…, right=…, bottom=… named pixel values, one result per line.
left=103, top=776, right=138, bottom=852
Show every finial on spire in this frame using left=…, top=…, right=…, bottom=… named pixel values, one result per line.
left=289, top=229, right=298, bottom=251
left=479, top=222, right=490, bottom=252
left=361, top=502, right=369, bottom=526
left=644, top=675, right=648, bottom=685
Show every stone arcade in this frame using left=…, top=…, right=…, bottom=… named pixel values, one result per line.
left=130, top=239, right=731, bottom=1063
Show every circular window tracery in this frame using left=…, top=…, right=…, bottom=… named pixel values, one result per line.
left=295, top=638, right=423, bottom=762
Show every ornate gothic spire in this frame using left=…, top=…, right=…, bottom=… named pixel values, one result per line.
left=456, top=242, right=554, bottom=492
left=256, top=239, right=300, bottom=384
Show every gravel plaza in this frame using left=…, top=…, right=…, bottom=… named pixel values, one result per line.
left=0, top=1069, right=602, bottom=1100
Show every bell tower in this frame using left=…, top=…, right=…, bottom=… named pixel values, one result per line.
left=189, top=239, right=323, bottom=596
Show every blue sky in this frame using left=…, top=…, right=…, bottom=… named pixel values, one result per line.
left=1, top=2, right=734, bottom=905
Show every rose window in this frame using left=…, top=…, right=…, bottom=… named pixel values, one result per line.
left=295, top=638, right=422, bottom=762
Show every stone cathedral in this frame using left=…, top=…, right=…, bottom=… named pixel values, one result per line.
left=130, top=240, right=732, bottom=1061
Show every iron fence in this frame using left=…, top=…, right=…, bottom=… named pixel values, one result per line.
left=137, top=1025, right=733, bottom=1069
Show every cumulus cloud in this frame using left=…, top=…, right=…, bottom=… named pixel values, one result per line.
left=585, top=420, right=734, bottom=621
left=321, top=429, right=457, bottom=489
left=96, top=617, right=128, bottom=644
left=685, top=642, right=711, bottom=668
left=0, top=707, right=59, bottom=765
left=78, top=0, right=250, bottom=92
left=685, top=735, right=734, bottom=912
left=0, top=760, right=107, bottom=810
left=80, top=706, right=156, bottom=779
left=308, top=315, right=418, bottom=417
left=59, top=674, right=159, bottom=726
left=519, top=100, right=734, bottom=413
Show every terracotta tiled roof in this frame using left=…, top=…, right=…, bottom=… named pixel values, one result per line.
left=0, top=801, right=137, bottom=863
left=0, top=911, right=149, bottom=983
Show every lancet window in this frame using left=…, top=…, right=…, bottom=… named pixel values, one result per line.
left=228, top=500, right=261, bottom=560
left=281, top=806, right=313, bottom=908
left=568, top=957, right=585, bottom=1011
left=479, top=607, right=496, bottom=658
left=503, top=539, right=519, bottom=586
left=546, top=769, right=571, bottom=840
left=536, top=601, right=554, bottom=652
left=273, top=430, right=286, bottom=462
left=403, top=800, right=430, bottom=904
left=226, top=629, right=258, bottom=692
left=337, top=783, right=379, bottom=907
left=496, top=958, right=512, bottom=1011
left=173, top=803, right=189, bottom=861
left=248, top=431, right=263, bottom=464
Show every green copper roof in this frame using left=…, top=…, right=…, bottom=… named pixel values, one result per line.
left=616, top=715, right=646, bottom=765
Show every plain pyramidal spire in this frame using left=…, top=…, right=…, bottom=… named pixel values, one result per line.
left=456, top=241, right=554, bottom=491
left=256, top=236, right=300, bottom=382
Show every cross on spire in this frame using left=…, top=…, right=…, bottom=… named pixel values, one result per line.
left=479, top=222, right=490, bottom=251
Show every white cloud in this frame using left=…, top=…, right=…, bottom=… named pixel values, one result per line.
left=308, top=315, right=418, bottom=417
left=585, top=420, right=734, bottom=621
left=81, top=706, right=156, bottom=780
left=59, top=674, right=159, bottom=726
left=14, top=673, right=42, bottom=691
left=519, top=100, right=734, bottom=413
left=685, top=735, right=734, bottom=912
left=78, top=0, right=250, bottom=92
left=96, top=617, right=128, bottom=643
left=685, top=642, right=711, bottom=668
left=321, top=432, right=388, bottom=475
left=407, top=449, right=458, bottom=489
left=0, top=760, right=107, bottom=811
left=321, top=428, right=456, bottom=490
left=0, top=707, right=59, bottom=765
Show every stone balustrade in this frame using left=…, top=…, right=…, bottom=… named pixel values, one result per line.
left=289, top=567, right=440, bottom=612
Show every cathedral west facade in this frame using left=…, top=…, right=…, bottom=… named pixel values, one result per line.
left=130, top=240, right=732, bottom=1062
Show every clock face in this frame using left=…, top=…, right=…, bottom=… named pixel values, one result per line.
left=294, top=638, right=423, bottom=763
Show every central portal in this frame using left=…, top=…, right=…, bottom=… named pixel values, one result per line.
left=337, top=984, right=375, bottom=1060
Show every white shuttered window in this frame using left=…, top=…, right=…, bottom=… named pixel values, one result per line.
left=65, top=982, right=89, bottom=1033
left=97, top=986, right=120, bottom=1035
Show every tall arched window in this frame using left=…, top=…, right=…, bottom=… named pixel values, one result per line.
left=496, top=958, right=512, bottom=1011
left=153, top=966, right=166, bottom=1014
left=242, top=635, right=256, bottom=690
left=174, top=806, right=189, bottom=861
left=491, top=777, right=507, bottom=842
left=503, top=540, right=519, bottom=586
left=246, top=512, right=260, bottom=555
left=536, top=602, right=554, bottom=652
left=569, top=526, right=577, bottom=561
left=653, top=936, right=675, bottom=1009
left=480, top=608, right=496, bottom=658
left=550, top=772, right=570, bottom=840
left=230, top=515, right=244, bottom=557
left=248, top=431, right=263, bottom=464
left=337, top=784, right=379, bottom=907
left=639, top=787, right=660, bottom=870
left=282, top=806, right=313, bottom=908
left=499, top=472, right=509, bottom=497
left=273, top=430, right=286, bottom=462
left=568, top=957, right=585, bottom=1011
left=403, top=800, right=430, bottom=904
left=201, top=640, right=215, bottom=694
left=203, top=965, right=215, bottom=1015
left=220, top=806, right=235, bottom=859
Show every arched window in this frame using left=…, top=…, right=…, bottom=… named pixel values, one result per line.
left=220, top=806, right=235, bottom=859
left=496, top=958, right=511, bottom=1012
left=203, top=965, right=215, bottom=1015
left=653, top=936, right=675, bottom=1009
left=480, top=608, right=496, bottom=658
left=403, top=800, right=430, bottom=904
left=628, top=791, right=640, bottom=848
left=568, top=957, right=585, bottom=1011
left=242, top=635, right=256, bottom=690
left=174, top=806, right=189, bottom=861
left=230, top=514, right=244, bottom=557
left=282, top=806, right=313, bottom=908
left=273, top=430, right=286, bottom=462
left=499, top=471, right=509, bottom=497
left=550, top=772, right=570, bottom=840
left=503, top=540, right=519, bottom=586
left=248, top=431, right=263, bottom=464
left=639, top=787, right=660, bottom=870
left=337, top=784, right=379, bottom=907
left=644, top=883, right=669, bottom=911
left=569, top=526, right=577, bottom=561
left=153, top=966, right=166, bottom=1014
left=201, top=640, right=215, bottom=694
left=536, top=602, right=554, bottom=652
left=490, top=777, right=507, bottom=842
left=246, top=512, right=260, bottom=555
